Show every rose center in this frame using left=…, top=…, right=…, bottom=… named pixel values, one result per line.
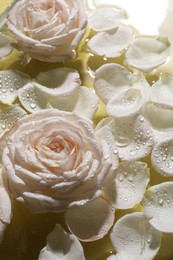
left=48, top=142, right=63, bottom=153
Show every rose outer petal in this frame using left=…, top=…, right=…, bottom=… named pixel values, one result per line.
left=65, top=197, right=115, bottom=241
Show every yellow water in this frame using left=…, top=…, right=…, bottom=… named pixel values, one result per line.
left=0, top=1, right=173, bottom=259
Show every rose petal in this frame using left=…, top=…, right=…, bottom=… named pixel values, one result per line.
left=107, top=252, right=138, bottom=260
left=0, top=33, right=13, bottom=59
left=94, top=63, right=150, bottom=104
left=151, top=138, right=173, bottom=176
left=88, top=24, right=133, bottom=58
left=142, top=182, right=173, bottom=233
left=0, top=105, right=27, bottom=138
left=125, top=37, right=170, bottom=72
left=88, top=7, right=126, bottom=32
left=65, top=197, right=115, bottom=241
left=104, top=161, right=150, bottom=209
left=0, top=70, right=30, bottom=105
left=110, top=212, right=162, bottom=259
left=73, top=86, right=99, bottom=119
left=150, top=75, right=173, bottom=109
left=38, top=224, right=86, bottom=260
left=143, top=102, right=173, bottom=131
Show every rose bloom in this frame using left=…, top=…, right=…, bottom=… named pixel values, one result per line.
left=7, top=0, right=87, bottom=62
left=1, top=109, right=112, bottom=213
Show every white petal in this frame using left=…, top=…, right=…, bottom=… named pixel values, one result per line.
left=125, top=37, right=170, bottom=72
left=104, top=161, right=150, bottom=209
left=0, top=33, right=13, bottom=59
left=94, top=63, right=149, bottom=104
left=143, top=102, right=173, bottom=131
left=143, top=182, right=173, bottom=233
left=88, top=25, right=133, bottom=58
left=88, top=7, right=126, bottom=32
left=0, top=70, right=30, bottom=105
left=38, top=224, right=86, bottom=260
left=18, top=82, right=50, bottom=113
left=151, top=138, right=173, bottom=177
left=150, top=74, right=173, bottom=109
left=73, top=86, right=99, bottom=119
left=65, top=197, right=115, bottom=241
left=107, top=252, right=138, bottom=260
left=0, top=105, right=27, bottom=138
left=110, top=212, right=162, bottom=259
left=113, top=115, right=154, bottom=161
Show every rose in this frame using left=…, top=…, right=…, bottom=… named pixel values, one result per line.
left=7, top=0, right=87, bottom=62
left=1, top=109, right=112, bottom=214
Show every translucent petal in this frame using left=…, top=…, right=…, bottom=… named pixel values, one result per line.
left=38, top=224, right=86, bottom=260
left=88, top=7, right=126, bottom=32
left=65, top=197, right=115, bottom=241
left=0, top=33, right=13, bottom=59
left=88, top=25, right=133, bottom=58
left=143, top=182, right=173, bottom=233
left=73, top=86, right=99, bottom=119
left=150, top=75, right=173, bottom=109
left=110, top=212, right=162, bottom=260
left=104, top=161, right=150, bottom=209
left=0, top=70, right=30, bottom=105
left=125, top=37, right=170, bottom=72
left=151, top=138, right=173, bottom=177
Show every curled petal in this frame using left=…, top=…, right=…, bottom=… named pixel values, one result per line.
left=142, top=182, right=173, bottom=233
left=104, top=161, right=150, bottom=209
left=152, top=138, right=173, bottom=176
left=65, top=197, right=115, bottom=241
left=0, top=33, right=13, bottom=59
left=110, top=212, right=162, bottom=260
left=125, top=37, right=170, bottom=72
left=88, top=24, right=133, bottom=58
left=88, top=7, right=126, bottom=32
left=38, top=224, right=86, bottom=260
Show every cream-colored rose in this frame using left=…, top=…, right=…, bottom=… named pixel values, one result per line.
left=1, top=109, right=113, bottom=214
left=7, top=0, right=87, bottom=62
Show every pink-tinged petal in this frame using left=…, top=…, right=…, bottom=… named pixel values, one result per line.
left=142, top=182, right=173, bottom=233
left=65, top=197, right=115, bottom=241
left=104, top=161, right=150, bottom=209
left=38, top=224, right=86, bottom=260
left=110, top=212, right=162, bottom=260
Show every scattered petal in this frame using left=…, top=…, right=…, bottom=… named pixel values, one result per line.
left=73, top=86, right=99, bottom=119
left=88, top=7, right=126, bottom=32
left=110, top=212, right=162, bottom=260
left=88, top=25, right=133, bottom=58
left=104, top=161, right=150, bottom=209
left=150, top=75, right=173, bottom=109
left=0, top=105, right=27, bottom=138
left=38, top=224, right=86, bottom=260
left=143, top=102, right=173, bottom=131
left=65, top=197, right=115, bottom=241
left=0, top=33, right=13, bottom=59
left=107, top=252, right=138, bottom=260
left=143, top=182, right=173, bottom=233
left=0, top=70, right=30, bottom=105
left=151, top=138, right=173, bottom=176
left=125, top=37, right=170, bottom=72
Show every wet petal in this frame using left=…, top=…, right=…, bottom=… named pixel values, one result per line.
left=0, top=33, right=13, bottom=59
left=73, top=86, right=99, bottom=119
left=88, top=25, right=133, bottom=58
left=150, top=75, right=173, bottom=109
left=125, top=37, right=170, bottom=72
left=0, top=70, right=30, bottom=105
left=143, top=182, right=173, bottom=233
left=110, top=212, right=162, bottom=259
left=104, top=161, right=150, bottom=209
left=151, top=138, right=173, bottom=177
left=88, top=7, right=126, bottom=32
left=65, top=197, right=115, bottom=241
left=38, top=224, right=85, bottom=260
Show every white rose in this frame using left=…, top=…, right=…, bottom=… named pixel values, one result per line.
left=1, top=109, right=113, bottom=214
left=7, top=0, right=87, bottom=62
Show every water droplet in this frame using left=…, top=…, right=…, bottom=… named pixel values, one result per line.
left=30, top=103, right=36, bottom=109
